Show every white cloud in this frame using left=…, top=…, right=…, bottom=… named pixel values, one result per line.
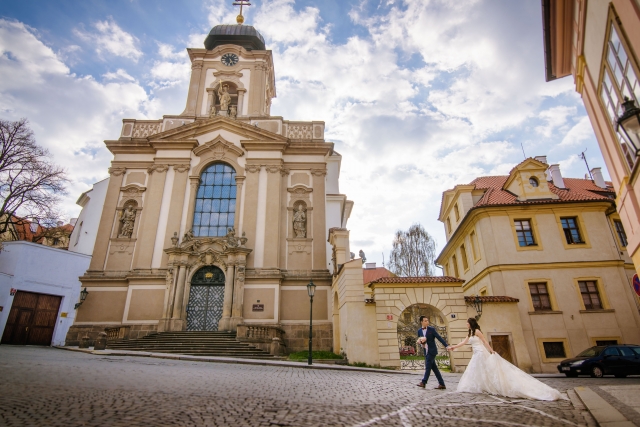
left=103, top=68, right=136, bottom=82
left=535, top=105, right=577, bottom=137
left=559, top=116, right=594, bottom=147
left=74, top=18, right=142, bottom=61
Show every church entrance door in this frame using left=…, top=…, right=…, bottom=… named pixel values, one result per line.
left=186, top=266, right=225, bottom=331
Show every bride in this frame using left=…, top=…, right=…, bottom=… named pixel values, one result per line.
left=447, top=318, right=565, bottom=401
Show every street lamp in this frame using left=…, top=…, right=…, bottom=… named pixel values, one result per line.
left=74, top=287, right=89, bottom=310
left=617, top=97, right=640, bottom=156
left=472, top=295, right=483, bottom=320
left=307, top=279, right=316, bottom=365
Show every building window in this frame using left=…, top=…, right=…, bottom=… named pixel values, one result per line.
left=599, top=22, right=640, bottom=168
left=529, top=177, right=539, bottom=187
left=596, top=340, right=618, bottom=346
left=460, top=244, right=469, bottom=270
left=454, top=204, right=460, bottom=221
left=561, top=217, right=584, bottom=244
left=514, top=219, right=536, bottom=246
left=193, top=163, right=237, bottom=237
left=579, top=280, right=603, bottom=310
left=446, top=217, right=452, bottom=234
left=470, top=230, right=479, bottom=259
left=614, top=220, right=628, bottom=247
left=529, top=282, right=552, bottom=311
left=74, top=221, right=83, bottom=246
left=542, top=342, right=566, bottom=359
left=451, top=254, right=459, bottom=277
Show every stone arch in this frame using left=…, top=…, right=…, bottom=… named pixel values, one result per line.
left=208, top=75, right=246, bottom=117
left=184, top=264, right=227, bottom=331
left=192, top=136, right=245, bottom=177
left=397, top=304, right=449, bottom=366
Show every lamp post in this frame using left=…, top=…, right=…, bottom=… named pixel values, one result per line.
left=75, top=287, right=89, bottom=310
left=307, top=279, right=316, bottom=365
left=473, top=295, right=483, bottom=320
left=617, top=97, right=640, bottom=156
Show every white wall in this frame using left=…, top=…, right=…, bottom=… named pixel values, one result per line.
left=69, top=177, right=109, bottom=256
left=0, top=241, right=91, bottom=346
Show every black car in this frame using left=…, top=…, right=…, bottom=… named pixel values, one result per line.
left=557, top=345, right=640, bottom=378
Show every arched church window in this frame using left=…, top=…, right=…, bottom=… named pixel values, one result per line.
left=193, top=163, right=236, bottom=237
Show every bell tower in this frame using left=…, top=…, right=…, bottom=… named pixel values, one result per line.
left=180, top=4, right=275, bottom=119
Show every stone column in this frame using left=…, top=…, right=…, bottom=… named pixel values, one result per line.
left=237, top=88, right=246, bottom=117
left=230, top=263, right=246, bottom=330
left=218, top=262, right=236, bottom=331
left=183, top=177, right=201, bottom=235
left=206, top=88, right=214, bottom=116
left=132, top=165, right=168, bottom=269
left=160, top=165, right=190, bottom=266
left=158, top=264, right=177, bottom=332
left=89, top=167, right=126, bottom=271
left=235, top=175, right=245, bottom=234
left=170, top=264, right=188, bottom=330
left=183, top=61, right=204, bottom=116
left=311, top=169, right=328, bottom=269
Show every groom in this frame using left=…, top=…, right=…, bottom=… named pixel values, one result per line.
left=416, top=315, right=449, bottom=390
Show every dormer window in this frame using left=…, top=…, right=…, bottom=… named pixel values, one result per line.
left=454, top=203, right=460, bottom=221
left=529, top=177, right=539, bottom=187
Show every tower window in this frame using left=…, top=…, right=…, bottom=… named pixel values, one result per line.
left=193, top=163, right=237, bottom=237
left=614, top=220, right=628, bottom=247
left=529, top=177, right=539, bottom=187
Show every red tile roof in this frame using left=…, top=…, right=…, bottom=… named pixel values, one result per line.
left=469, top=175, right=614, bottom=207
left=363, top=267, right=394, bottom=284
left=370, top=276, right=464, bottom=284
left=464, top=296, right=519, bottom=303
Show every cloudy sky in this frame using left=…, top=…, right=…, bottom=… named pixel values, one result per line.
left=1, top=0, right=606, bottom=268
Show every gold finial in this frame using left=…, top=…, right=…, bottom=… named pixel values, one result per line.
left=233, top=1, right=251, bottom=25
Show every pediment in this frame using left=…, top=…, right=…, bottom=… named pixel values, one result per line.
left=503, top=158, right=558, bottom=201
left=193, top=135, right=245, bottom=159
left=150, top=116, right=289, bottom=144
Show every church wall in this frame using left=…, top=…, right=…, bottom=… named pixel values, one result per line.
left=126, top=287, right=165, bottom=321
left=159, top=165, right=190, bottom=266
left=75, top=288, right=128, bottom=323
left=264, top=165, right=283, bottom=268
left=242, top=167, right=260, bottom=269
left=151, top=167, right=175, bottom=268
left=311, top=171, right=327, bottom=270
left=253, top=167, right=268, bottom=267
left=280, top=288, right=329, bottom=321
left=243, top=286, right=277, bottom=320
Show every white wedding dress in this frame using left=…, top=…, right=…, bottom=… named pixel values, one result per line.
left=456, top=336, right=565, bottom=401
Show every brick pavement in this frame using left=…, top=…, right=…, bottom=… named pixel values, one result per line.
left=2, top=346, right=640, bottom=426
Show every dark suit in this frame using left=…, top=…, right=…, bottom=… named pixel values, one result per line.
left=417, top=326, right=448, bottom=386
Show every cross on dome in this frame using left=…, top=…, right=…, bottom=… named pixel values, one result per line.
left=233, top=0, right=251, bottom=25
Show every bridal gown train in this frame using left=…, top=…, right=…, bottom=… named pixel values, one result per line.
left=456, top=336, right=565, bottom=401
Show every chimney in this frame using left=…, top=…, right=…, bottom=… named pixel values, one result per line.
left=534, top=155, right=548, bottom=164
left=365, top=262, right=376, bottom=269
left=548, top=164, right=565, bottom=189
left=70, top=218, right=78, bottom=226
left=591, top=167, right=607, bottom=188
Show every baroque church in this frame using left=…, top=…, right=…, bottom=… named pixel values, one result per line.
left=66, top=14, right=353, bottom=353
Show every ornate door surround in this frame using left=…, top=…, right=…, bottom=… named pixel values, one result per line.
left=186, top=266, right=226, bottom=331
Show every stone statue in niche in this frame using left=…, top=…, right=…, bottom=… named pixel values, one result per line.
left=209, top=102, right=217, bottom=117
left=217, top=83, right=231, bottom=113
left=118, top=205, right=136, bottom=238
left=293, top=204, right=307, bottom=238
left=229, top=105, right=237, bottom=119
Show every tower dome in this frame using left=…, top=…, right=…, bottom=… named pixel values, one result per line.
left=204, top=25, right=266, bottom=51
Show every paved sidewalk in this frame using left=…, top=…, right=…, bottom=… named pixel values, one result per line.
left=574, top=384, right=640, bottom=426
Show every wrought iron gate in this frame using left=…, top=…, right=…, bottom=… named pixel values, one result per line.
left=186, top=266, right=225, bottom=331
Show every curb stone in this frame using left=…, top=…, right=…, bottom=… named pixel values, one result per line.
left=574, top=386, right=635, bottom=427
left=53, top=346, right=415, bottom=375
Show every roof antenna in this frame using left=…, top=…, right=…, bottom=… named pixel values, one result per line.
left=579, top=149, right=593, bottom=180
left=382, top=252, right=385, bottom=268
left=520, top=143, right=527, bottom=159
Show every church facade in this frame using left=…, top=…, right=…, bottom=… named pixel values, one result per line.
left=66, top=23, right=353, bottom=353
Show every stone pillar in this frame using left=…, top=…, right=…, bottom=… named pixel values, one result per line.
left=235, top=175, right=245, bottom=234
left=206, top=88, right=215, bottom=116
left=160, top=165, right=190, bottom=266
left=311, top=169, right=328, bottom=269
left=183, top=61, right=204, bottom=117
left=241, top=166, right=260, bottom=268
left=263, top=166, right=282, bottom=268
left=219, top=263, right=236, bottom=331
left=237, top=88, right=246, bottom=117
left=170, top=264, right=188, bottom=330
left=132, top=165, right=168, bottom=269
left=184, top=177, right=201, bottom=235
left=229, top=263, right=246, bottom=330
left=89, top=168, right=125, bottom=271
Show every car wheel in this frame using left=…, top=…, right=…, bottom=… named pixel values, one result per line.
left=590, top=365, right=604, bottom=378
left=565, top=373, right=578, bottom=378
left=614, top=374, right=628, bottom=378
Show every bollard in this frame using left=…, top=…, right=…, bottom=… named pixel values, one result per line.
left=79, top=336, right=90, bottom=349
left=94, top=332, right=107, bottom=350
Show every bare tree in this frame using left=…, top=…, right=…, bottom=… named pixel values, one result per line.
left=0, top=118, right=68, bottom=242
left=388, top=223, right=437, bottom=277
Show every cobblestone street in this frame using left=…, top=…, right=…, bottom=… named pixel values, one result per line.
left=3, top=346, right=640, bottom=426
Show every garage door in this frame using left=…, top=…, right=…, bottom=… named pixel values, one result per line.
left=1, top=291, right=62, bottom=345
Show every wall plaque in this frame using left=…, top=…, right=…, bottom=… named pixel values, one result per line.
left=252, top=304, right=264, bottom=312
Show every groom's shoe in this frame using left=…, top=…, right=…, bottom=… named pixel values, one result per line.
left=416, top=382, right=425, bottom=388
left=434, top=384, right=446, bottom=390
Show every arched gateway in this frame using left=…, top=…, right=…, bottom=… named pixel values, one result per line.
left=186, top=266, right=226, bottom=330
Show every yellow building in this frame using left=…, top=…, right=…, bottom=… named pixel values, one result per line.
left=435, top=157, right=640, bottom=372
left=542, top=0, right=640, bottom=271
